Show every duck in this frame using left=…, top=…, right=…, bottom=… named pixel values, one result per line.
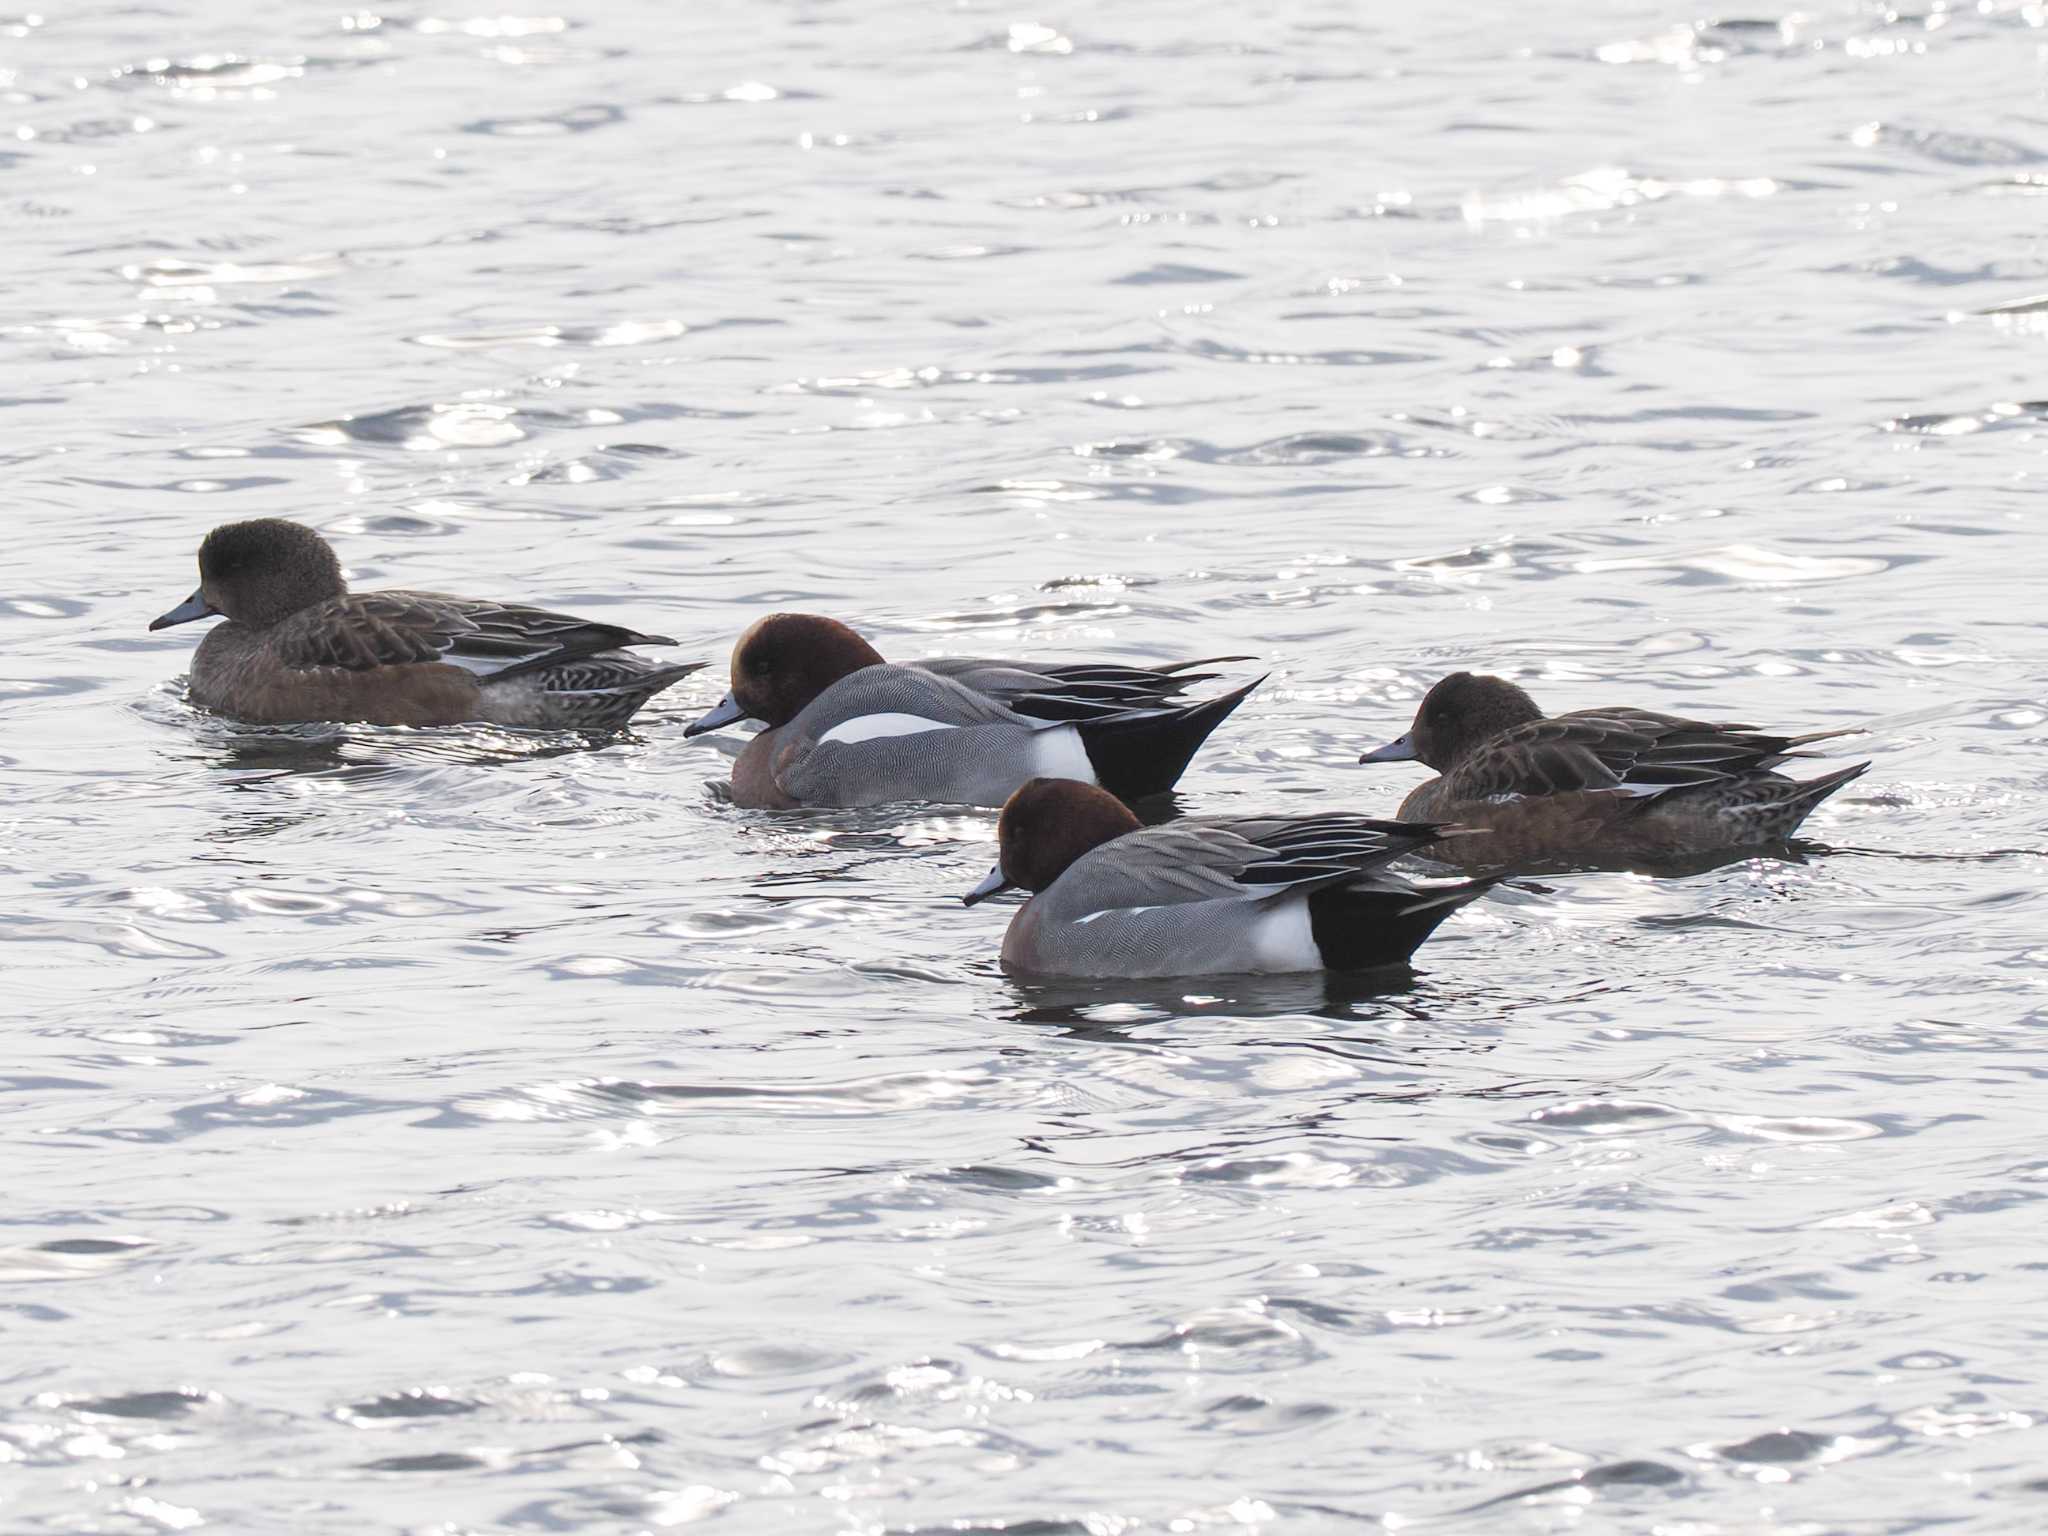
left=1358, top=671, right=1869, bottom=868
left=960, top=777, right=1497, bottom=978
left=684, top=613, right=1261, bottom=809
left=148, top=518, right=702, bottom=730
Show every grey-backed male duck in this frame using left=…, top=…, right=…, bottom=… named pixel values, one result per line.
left=684, top=613, right=1261, bottom=809
left=960, top=777, right=1496, bottom=978
left=1359, top=672, right=1869, bottom=869
left=150, top=518, right=702, bottom=729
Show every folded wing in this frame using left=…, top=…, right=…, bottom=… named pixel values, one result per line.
left=1449, top=707, right=1856, bottom=801
left=1065, top=813, right=1456, bottom=913
left=272, top=590, right=676, bottom=680
left=917, top=655, right=1250, bottom=722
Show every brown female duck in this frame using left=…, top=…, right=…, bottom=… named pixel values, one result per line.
left=149, top=519, right=701, bottom=729
left=1359, top=672, right=1868, bottom=869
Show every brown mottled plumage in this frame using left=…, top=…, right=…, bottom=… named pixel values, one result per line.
left=1360, top=672, right=1869, bottom=869
left=149, top=519, right=700, bottom=729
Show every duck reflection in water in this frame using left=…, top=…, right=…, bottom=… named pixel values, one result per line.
left=1000, top=964, right=1431, bottom=1033
left=161, top=713, right=621, bottom=843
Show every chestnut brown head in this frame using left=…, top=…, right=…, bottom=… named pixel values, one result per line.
left=684, top=613, right=887, bottom=735
left=962, top=777, right=1142, bottom=905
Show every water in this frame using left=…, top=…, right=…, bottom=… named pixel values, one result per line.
left=3, top=0, right=2046, bottom=1529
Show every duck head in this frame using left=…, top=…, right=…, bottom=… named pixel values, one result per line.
left=962, top=777, right=1142, bottom=905
left=1360, top=671, right=1544, bottom=771
left=150, top=518, right=347, bottom=633
left=685, top=613, right=888, bottom=735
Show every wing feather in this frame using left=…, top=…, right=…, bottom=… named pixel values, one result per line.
left=915, top=655, right=1250, bottom=722
left=1063, top=814, right=1453, bottom=912
left=271, top=590, right=673, bottom=677
left=1449, top=707, right=1840, bottom=802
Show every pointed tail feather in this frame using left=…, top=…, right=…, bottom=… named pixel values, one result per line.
left=537, top=659, right=707, bottom=696
left=535, top=659, right=708, bottom=728
left=1006, top=659, right=1256, bottom=722
left=1778, top=759, right=1870, bottom=822
left=1076, top=676, right=1263, bottom=801
left=1782, top=725, right=1867, bottom=751
left=636, top=659, right=710, bottom=691
left=1706, top=759, right=1870, bottom=842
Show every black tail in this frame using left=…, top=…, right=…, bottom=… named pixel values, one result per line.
left=1010, top=657, right=1259, bottom=723
left=1307, top=875, right=1502, bottom=972
left=1077, top=677, right=1263, bottom=801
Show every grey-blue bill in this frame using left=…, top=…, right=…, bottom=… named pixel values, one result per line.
left=961, top=865, right=1013, bottom=907
left=1359, top=732, right=1417, bottom=764
left=684, top=693, right=750, bottom=737
left=149, top=589, right=218, bottom=631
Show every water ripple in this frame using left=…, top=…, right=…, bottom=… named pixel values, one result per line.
left=3, top=1, right=2044, bottom=1531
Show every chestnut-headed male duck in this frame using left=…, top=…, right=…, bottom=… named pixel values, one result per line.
left=960, top=777, right=1496, bottom=978
left=149, top=519, right=701, bottom=729
left=684, top=613, right=1260, bottom=809
left=1359, top=671, right=1869, bottom=869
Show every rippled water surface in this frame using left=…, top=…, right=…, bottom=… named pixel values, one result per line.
left=6, top=1, right=2048, bottom=1530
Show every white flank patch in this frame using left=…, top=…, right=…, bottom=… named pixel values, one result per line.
left=1248, top=897, right=1320, bottom=971
left=818, top=712, right=957, bottom=746
left=1030, top=724, right=1098, bottom=784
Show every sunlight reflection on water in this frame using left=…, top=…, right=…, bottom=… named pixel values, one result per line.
left=1, top=1, right=2046, bottom=1531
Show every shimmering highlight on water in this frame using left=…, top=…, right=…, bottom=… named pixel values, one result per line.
left=3, top=2, right=2046, bottom=1532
